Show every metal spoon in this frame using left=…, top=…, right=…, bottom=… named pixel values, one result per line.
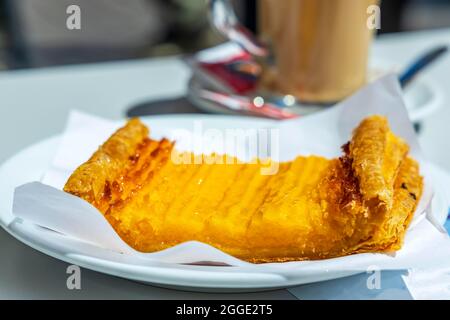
left=189, top=80, right=298, bottom=120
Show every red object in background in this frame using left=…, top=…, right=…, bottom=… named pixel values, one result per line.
left=199, top=50, right=258, bottom=94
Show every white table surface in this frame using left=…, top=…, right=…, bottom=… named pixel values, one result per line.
left=1, top=29, right=449, bottom=299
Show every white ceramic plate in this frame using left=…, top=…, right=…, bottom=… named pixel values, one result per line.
left=1, top=115, right=449, bottom=292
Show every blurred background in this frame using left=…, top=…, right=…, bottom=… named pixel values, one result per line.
left=0, top=0, right=449, bottom=70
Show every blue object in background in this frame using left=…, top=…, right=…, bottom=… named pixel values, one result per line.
left=444, top=208, right=450, bottom=233
left=399, top=45, right=448, bottom=87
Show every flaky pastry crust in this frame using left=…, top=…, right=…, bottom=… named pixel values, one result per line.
left=64, top=116, right=423, bottom=263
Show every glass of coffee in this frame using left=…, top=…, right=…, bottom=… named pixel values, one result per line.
left=209, top=0, right=379, bottom=104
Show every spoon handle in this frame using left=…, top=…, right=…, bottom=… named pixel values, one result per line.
left=399, top=45, right=448, bottom=88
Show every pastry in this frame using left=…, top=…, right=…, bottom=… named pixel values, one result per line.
left=64, top=116, right=423, bottom=263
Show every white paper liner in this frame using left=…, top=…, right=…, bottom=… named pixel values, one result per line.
left=11, top=75, right=450, bottom=274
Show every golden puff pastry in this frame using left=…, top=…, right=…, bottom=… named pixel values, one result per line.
left=64, top=116, right=423, bottom=263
